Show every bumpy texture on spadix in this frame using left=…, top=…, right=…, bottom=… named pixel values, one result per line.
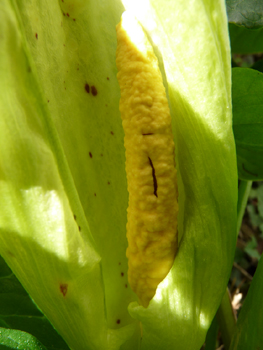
left=116, top=12, right=178, bottom=308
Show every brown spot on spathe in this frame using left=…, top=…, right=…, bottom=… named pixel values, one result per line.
left=85, top=83, right=90, bottom=93
left=60, top=283, right=68, bottom=297
left=91, top=85, right=98, bottom=96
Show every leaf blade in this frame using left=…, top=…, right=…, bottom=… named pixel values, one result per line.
left=226, top=0, right=263, bottom=29
left=232, top=67, right=263, bottom=180
left=0, top=327, right=47, bottom=350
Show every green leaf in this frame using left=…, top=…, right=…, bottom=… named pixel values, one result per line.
left=0, top=327, right=47, bottom=350
left=0, top=255, right=42, bottom=318
left=232, top=68, right=263, bottom=180
left=216, top=289, right=237, bottom=350
left=226, top=0, right=263, bottom=29
left=0, top=256, right=70, bottom=350
left=229, top=23, right=263, bottom=54
left=229, top=253, right=263, bottom=350
left=237, top=181, right=253, bottom=236
left=0, top=0, right=238, bottom=349
left=204, top=316, right=219, bottom=350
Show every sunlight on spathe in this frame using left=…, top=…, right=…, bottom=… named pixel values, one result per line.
left=122, top=0, right=155, bottom=31
left=121, top=11, right=148, bottom=56
left=20, top=187, right=93, bottom=266
left=153, top=270, right=192, bottom=319
left=20, top=187, right=69, bottom=260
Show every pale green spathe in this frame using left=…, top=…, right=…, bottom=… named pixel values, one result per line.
left=0, top=0, right=237, bottom=349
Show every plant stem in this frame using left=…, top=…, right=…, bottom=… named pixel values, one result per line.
left=216, top=288, right=236, bottom=349
left=236, top=180, right=253, bottom=236
left=204, top=316, right=219, bottom=350
left=215, top=180, right=252, bottom=349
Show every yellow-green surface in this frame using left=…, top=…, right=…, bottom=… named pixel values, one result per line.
left=116, top=13, right=178, bottom=308
left=0, top=1, right=237, bottom=349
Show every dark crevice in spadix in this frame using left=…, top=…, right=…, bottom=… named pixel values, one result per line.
left=148, top=157, right=158, bottom=197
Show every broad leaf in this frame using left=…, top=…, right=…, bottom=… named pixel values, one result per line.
left=0, top=327, right=47, bottom=350
left=0, top=256, right=69, bottom=350
left=232, top=68, right=263, bottom=180
left=226, top=0, right=263, bottom=29
left=229, top=23, right=263, bottom=54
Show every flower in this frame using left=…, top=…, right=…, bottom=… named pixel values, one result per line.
left=0, top=1, right=237, bottom=349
